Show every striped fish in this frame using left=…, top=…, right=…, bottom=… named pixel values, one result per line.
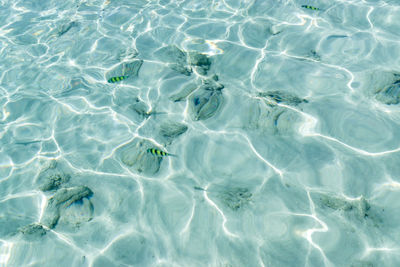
left=301, top=5, right=320, bottom=10
left=107, top=60, right=143, bottom=84
left=147, top=148, right=176, bottom=157
left=107, top=75, right=129, bottom=83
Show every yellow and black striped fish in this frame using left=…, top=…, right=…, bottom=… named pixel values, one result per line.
left=107, top=75, right=129, bottom=83
left=147, top=148, right=176, bottom=157
left=301, top=5, right=320, bottom=10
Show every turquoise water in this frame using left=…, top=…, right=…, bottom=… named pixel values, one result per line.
left=1, top=0, right=400, bottom=266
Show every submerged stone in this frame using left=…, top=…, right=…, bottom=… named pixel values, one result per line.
left=190, top=89, right=223, bottom=121
left=41, top=186, right=93, bottom=229
left=202, top=75, right=224, bottom=91
left=313, top=192, right=379, bottom=224
left=244, top=99, right=301, bottom=135
left=243, top=90, right=307, bottom=135
left=356, top=197, right=372, bottom=219
left=168, top=63, right=192, bottom=76
left=130, top=97, right=151, bottom=119
left=196, top=67, right=208, bottom=76
left=171, top=75, right=224, bottom=120
left=188, top=52, right=210, bottom=67
left=188, top=51, right=211, bottom=75
left=154, top=45, right=187, bottom=65
left=118, top=138, right=163, bottom=175
left=60, top=197, right=94, bottom=227
left=38, top=161, right=70, bottom=192
left=154, top=45, right=192, bottom=75
left=159, top=121, right=188, bottom=144
left=187, top=75, right=224, bottom=121
left=318, top=194, right=352, bottom=211
left=375, top=80, right=400, bottom=105
left=169, top=83, right=198, bottom=102
left=218, top=187, right=252, bottom=211
left=19, top=223, right=47, bottom=240
left=118, top=48, right=138, bottom=61
left=39, top=173, right=71, bottom=192
left=122, top=60, right=143, bottom=77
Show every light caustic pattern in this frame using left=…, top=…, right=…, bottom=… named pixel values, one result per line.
left=2, top=0, right=400, bottom=266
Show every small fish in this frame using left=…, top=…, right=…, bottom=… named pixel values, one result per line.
left=14, top=140, right=42, bottom=145
left=147, top=148, right=176, bottom=157
left=194, top=186, right=206, bottom=191
left=301, top=5, right=320, bottom=11
left=58, top=21, right=78, bottom=37
left=107, top=76, right=129, bottom=83
left=326, top=35, right=348, bottom=40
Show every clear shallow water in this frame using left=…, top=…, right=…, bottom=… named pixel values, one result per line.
left=1, top=0, right=400, bottom=266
